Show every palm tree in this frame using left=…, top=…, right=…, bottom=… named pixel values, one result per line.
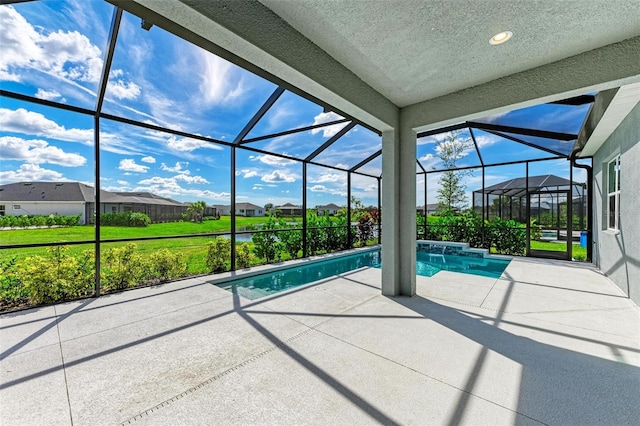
left=187, top=200, right=207, bottom=223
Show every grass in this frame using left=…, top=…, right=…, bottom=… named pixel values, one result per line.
left=529, top=240, right=587, bottom=259
left=0, top=216, right=306, bottom=264
left=0, top=216, right=293, bottom=245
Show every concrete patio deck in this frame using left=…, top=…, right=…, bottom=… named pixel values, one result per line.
left=1, top=257, right=639, bottom=425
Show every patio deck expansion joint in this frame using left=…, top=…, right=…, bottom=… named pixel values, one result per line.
left=119, top=327, right=315, bottom=425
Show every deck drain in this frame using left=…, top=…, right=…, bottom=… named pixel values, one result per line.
left=120, top=328, right=315, bottom=425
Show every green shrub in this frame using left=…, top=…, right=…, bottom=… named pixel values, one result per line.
left=0, top=214, right=81, bottom=229
left=206, top=237, right=231, bottom=272
left=100, top=212, right=151, bottom=227
left=421, top=211, right=527, bottom=255
left=19, top=246, right=94, bottom=304
left=102, top=243, right=147, bottom=290
left=278, top=227, right=302, bottom=259
left=305, top=212, right=327, bottom=255
left=148, top=249, right=187, bottom=281
left=235, top=243, right=252, bottom=269
left=251, top=216, right=283, bottom=263
left=488, top=218, right=526, bottom=255
left=0, top=257, right=27, bottom=302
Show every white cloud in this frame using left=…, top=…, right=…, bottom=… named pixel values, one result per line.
left=309, top=184, right=327, bottom=192
left=419, top=153, right=434, bottom=162
left=173, top=174, right=209, bottom=184
left=0, top=164, right=66, bottom=183
left=0, top=5, right=103, bottom=83
left=311, top=111, right=346, bottom=137
left=196, top=51, right=246, bottom=106
left=134, top=176, right=229, bottom=201
left=141, top=156, right=156, bottom=163
left=0, top=108, right=93, bottom=144
left=0, top=136, right=86, bottom=167
left=106, top=77, right=141, bottom=100
left=474, top=134, right=500, bottom=148
left=161, top=161, right=189, bottom=173
left=262, top=170, right=296, bottom=183
left=119, top=158, right=149, bottom=173
left=310, top=173, right=343, bottom=183
left=117, top=180, right=128, bottom=186
left=34, top=88, right=63, bottom=101
left=308, top=184, right=346, bottom=196
left=250, top=154, right=297, bottom=166
left=164, top=135, right=224, bottom=152
left=234, top=168, right=257, bottom=178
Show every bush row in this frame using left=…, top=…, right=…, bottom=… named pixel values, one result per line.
left=250, top=212, right=378, bottom=263
left=418, top=211, right=526, bottom=255
left=100, top=212, right=151, bottom=227
left=0, top=240, right=225, bottom=308
left=0, top=214, right=80, bottom=229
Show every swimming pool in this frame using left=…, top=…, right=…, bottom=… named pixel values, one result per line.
left=416, top=251, right=510, bottom=278
left=213, top=243, right=511, bottom=299
left=214, top=249, right=381, bottom=300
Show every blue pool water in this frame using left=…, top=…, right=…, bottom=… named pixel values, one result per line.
left=416, top=251, right=510, bottom=278
left=214, top=250, right=381, bottom=300
left=214, top=247, right=511, bottom=300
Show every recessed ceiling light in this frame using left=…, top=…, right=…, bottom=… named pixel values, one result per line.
left=489, top=31, right=513, bottom=45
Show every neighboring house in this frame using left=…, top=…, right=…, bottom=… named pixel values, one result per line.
left=212, top=204, right=231, bottom=216
left=0, top=182, right=188, bottom=224
left=235, top=202, right=264, bottom=217
left=212, top=203, right=265, bottom=216
left=581, top=85, right=640, bottom=305
left=101, top=191, right=186, bottom=222
left=0, top=182, right=95, bottom=224
left=416, top=204, right=440, bottom=216
left=276, top=203, right=302, bottom=216
left=316, top=203, right=342, bottom=216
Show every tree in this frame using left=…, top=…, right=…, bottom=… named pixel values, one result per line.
left=264, top=203, right=274, bottom=214
left=435, top=131, right=473, bottom=212
left=187, top=200, right=207, bottom=223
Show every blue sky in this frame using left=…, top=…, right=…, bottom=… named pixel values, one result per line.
left=0, top=1, right=588, bottom=210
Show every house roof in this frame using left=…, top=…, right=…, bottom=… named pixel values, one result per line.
left=0, top=182, right=94, bottom=202
left=105, top=192, right=183, bottom=206
left=0, top=182, right=183, bottom=206
left=277, top=203, right=300, bottom=208
left=236, top=202, right=263, bottom=210
left=476, top=175, right=575, bottom=197
left=317, top=203, right=342, bottom=210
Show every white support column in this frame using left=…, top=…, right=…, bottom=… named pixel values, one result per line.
left=381, top=125, right=416, bottom=296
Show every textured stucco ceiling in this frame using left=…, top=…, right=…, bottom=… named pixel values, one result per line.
left=260, top=0, right=640, bottom=107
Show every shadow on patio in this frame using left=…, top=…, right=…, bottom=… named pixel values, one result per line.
left=1, top=259, right=639, bottom=425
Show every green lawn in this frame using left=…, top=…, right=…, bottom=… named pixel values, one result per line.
left=0, top=216, right=294, bottom=245
left=529, top=240, right=587, bottom=260
left=0, top=216, right=306, bottom=263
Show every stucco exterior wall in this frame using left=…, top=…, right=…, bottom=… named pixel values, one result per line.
left=592, top=102, right=640, bottom=304
left=1, top=201, right=87, bottom=224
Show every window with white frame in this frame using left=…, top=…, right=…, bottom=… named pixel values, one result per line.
left=607, top=155, right=620, bottom=230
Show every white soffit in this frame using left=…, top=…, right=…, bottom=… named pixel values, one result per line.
left=260, top=0, right=640, bottom=107
left=581, top=82, right=640, bottom=156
